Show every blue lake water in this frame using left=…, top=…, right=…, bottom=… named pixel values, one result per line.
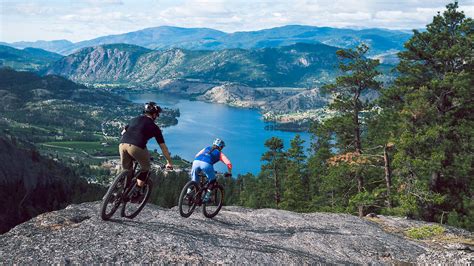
left=124, top=93, right=312, bottom=175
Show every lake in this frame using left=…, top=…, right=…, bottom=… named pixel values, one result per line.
left=124, top=92, right=312, bottom=175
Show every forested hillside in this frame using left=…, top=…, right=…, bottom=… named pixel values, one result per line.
left=0, top=45, right=62, bottom=71
left=218, top=3, right=473, bottom=231
left=0, top=135, right=105, bottom=233
left=45, top=43, right=342, bottom=87
left=0, top=68, right=178, bottom=142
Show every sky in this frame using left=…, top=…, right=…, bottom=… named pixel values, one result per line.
left=1, top=0, right=473, bottom=43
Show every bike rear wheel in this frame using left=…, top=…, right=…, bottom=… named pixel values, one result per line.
left=100, top=171, right=128, bottom=220
left=202, top=184, right=224, bottom=218
left=120, top=179, right=153, bottom=219
left=178, top=181, right=199, bottom=218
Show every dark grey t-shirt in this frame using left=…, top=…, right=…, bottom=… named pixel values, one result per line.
left=120, top=115, right=165, bottom=149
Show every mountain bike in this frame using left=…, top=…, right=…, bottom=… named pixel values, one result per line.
left=100, top=159, right=155, bottom=220
left=178, top=171, right=227, bottom=218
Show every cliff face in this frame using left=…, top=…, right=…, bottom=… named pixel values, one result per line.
left=1, top=202, right=472, bottom=264
left=45, top=44, right=151, bottom=83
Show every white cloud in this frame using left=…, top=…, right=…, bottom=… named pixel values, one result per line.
left=332, top=12, right=372, bottom=21
left=85, top=0, right=124, bottom=5
left=460, top=5, right=474, bottom=18
left=1, top=0, right=474, bottom=42
left=13, top=2, right=58, bottom=16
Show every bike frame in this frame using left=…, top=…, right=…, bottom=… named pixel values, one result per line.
left=123, top=159, right=151, bottom=200
left=192, top=172, right=219, bottom=206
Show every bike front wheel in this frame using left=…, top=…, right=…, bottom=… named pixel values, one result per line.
left=121, top=179, right=153, bottom=219
left=202, top=184, right=224, bottom=218
left=178, top=181, right=199, bottom=218
left=100, top=171, right=128, bottom=220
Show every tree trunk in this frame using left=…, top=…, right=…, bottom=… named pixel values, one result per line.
left=274, top=167, right=280, bottom=208
left=383, top=145, right=392, bottom=208
left=353, top=91, right=362, bottom=154
left=357, top=174, right=364, bottom=217
left=354, top=107, right=364, bottom=217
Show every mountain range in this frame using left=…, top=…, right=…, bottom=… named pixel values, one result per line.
left=0, top=45, right=62, bottom=71
left=44, top=42, right=342, bottom=87
left=3, top=25, right=411, bottom=56
left=0, top=25, right=404, bottom=117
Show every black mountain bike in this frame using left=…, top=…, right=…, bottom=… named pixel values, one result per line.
left=100, top=159, right=153, bottom=220
left=178, top=171, right=226, bottom=218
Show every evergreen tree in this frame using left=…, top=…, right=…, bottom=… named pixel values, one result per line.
left=307, top=122, right=333, bottom=211
left=281, top=135, right=308, bottom=211
left=386, top=2, right=473, bottom=227
left=261, top=137, right=286, bottom=208
left=323, top=43, right=382, bottom=217
left=239, top=173, right=274, bottom=208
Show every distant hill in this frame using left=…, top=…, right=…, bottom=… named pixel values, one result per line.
left=0, top=67, right=128, bottom=135
left=3, top=25, right=411, bottom=56
left=45, top=42, right=341, bottom=87
left=2, top=40, right=73, bottom=54
left=0, top=68, right=178, bottom=141
left=69, top=26, right=226, bottom=55
left=0, top=45, right=63, bottom=71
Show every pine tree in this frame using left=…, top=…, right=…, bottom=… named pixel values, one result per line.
left=261, top=137, right=286, bottom=208
left=323, top=43, right=382, bottom=217
left=307, top=122, right=333, bottom=211
left=281, top=135, right=307, bottom=211
left=386, top=2, right=473, bottom=227
left=239, top=173, right=274, bottom=208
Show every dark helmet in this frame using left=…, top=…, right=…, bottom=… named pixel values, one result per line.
left=213, top=138, right=225, bottom=149
left=143, top=102, right=162, bottom=115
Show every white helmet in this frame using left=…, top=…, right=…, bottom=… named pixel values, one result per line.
left=213, top=138, right=225, bottom=149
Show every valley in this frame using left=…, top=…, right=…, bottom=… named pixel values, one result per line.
left=1, top=25, right=404, bottom=130
left=0, top=68, right=181, bottom=181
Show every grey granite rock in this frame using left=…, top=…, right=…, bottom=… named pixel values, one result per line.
left=0, top=202, right=472, bottom=264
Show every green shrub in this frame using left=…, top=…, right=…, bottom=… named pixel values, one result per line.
left=405, top=225, right=445, bottom=239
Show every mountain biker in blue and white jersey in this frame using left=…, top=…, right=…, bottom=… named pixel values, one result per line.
left=190, top=138, right=232, bottom=201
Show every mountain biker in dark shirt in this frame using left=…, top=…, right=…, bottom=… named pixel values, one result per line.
left=120, top=102, right=173, bottom=199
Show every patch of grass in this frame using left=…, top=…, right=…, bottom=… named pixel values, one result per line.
left=435, top=234, right=474, bottom=246
left=405, top=225, right=446, bottom=239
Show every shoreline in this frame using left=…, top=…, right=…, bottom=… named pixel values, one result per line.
left=100, top=84, right=329, bottom=133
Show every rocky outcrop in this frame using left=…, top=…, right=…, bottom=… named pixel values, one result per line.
left=197, top=84, right=270, bottom=109
left=1, top=202, right=472, bottom=264
left=155, top=79, right=216, bottom=95
left=271, top=88, right=328, bottom=113
left=198, top=84, right=329, bottom=113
